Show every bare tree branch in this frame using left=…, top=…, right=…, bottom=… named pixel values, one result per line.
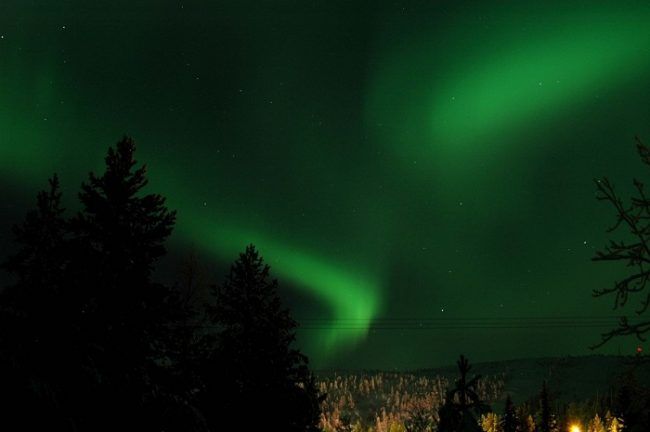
left=590, top=317, right=650, bottom=349
left=592, top=137, right=650, bottom=349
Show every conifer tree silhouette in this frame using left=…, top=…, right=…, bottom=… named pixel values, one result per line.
left=0, top=175, right=74, bottom=429
left=436, top=355, right=488, bottom=432
left=537, top=381, right=558, bottom=432
left=68, top=136, right=178, bottom=430
left=0, top=137, right=330, bottom=431
left=199, top=244, right=323, bottom=431
left=501, top=395, right=517, bottom=432
left=611, top=368, right=650, bottom=432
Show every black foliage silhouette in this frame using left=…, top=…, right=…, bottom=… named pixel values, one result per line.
left=197, top=244, right=323, bottom=431
left=0, top=174, right=74, bottom=429
left=611, top=368, right=650, bottom=432
left=502, top=394, right=517, bottom=432
left=436, top=355, right=489, bottom=432
left=592, top=136, right=650, bottom=347
left=537, top=381, right=558, bottom=432
left=0, top=136, right=323, bottom=431
left=63, top=137, right=180, bottom=430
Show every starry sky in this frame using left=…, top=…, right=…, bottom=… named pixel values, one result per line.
left=1, top=0, right=650, bottom=369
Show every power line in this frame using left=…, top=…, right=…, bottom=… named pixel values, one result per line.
left=297, top=324, right=621, bottom=330
left=174, top=316, right=648, bottom=331
left=294, top=315, right=644, bottom=330
left=297, top=316, right=629, bottom=321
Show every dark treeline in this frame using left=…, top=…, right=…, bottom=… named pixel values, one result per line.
left=0, top=137, right=322, bottom=431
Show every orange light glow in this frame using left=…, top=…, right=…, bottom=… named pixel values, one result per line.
left=570, top=425, right=582, bottom=432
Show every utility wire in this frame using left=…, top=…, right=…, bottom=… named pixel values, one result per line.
left=175, top=316, right=647, bottom=331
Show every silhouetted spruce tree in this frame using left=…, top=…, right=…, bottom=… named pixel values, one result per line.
left=502, top=395, right=517, bottom=432
left=199, top=244, right=323, bottom=431
left=436, top=355, right=488, bottom=432
left=155, top=252, right=213, bottom=432
left=2, top=175, right=66, bottom=291
left=0, top=138, right=212, bottom=431
left=0, top=175, right=76, bottom=429
left=537, top=381, right=558, bottom=432
left=613, top=373, right=634, bottom=421
left=611, top=368, right=650, bottom=432
left=437, top=397, right=463, bottom=432
left=68, top=136, right=179, bottom=430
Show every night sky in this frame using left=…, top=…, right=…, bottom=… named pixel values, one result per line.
left=2, top=0, right=650, bottom=369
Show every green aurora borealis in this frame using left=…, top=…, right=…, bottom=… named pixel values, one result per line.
left=2, top=1, right=650, bottom=368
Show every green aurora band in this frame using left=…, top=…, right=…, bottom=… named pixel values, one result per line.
left=366, top=3, right=650, bottom=167
left=182, top=218, right=380, bottom=352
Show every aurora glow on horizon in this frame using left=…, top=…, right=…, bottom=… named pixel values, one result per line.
left=1, top=0, right=650, bottom=368
left=182, top=216, right=382, bottom=352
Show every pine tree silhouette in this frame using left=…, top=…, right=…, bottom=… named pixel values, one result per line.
left=3, top=175, right=66, bottom=290
left=0, top=137, right=331, bottom=431
left=612, top=368, right=650, bottom=432
left=436, top=355, right=488, bottom=432
left=0, top=175, right=75, bottom=429
left=199, top=244, right=323, bottom=431
left=502, top=395, right=517, bottom=432
left=537, top=381, right=558, bottom=432
left=68, top=136, right=178, bottom=430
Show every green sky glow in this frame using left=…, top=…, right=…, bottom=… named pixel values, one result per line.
left=181, top=216, right=381, bottom=354
left=2, top=0, right=650, bottom=368
left=366, top=4, right=650, bottom=169
left=429, top=9, right=650, bottom=148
